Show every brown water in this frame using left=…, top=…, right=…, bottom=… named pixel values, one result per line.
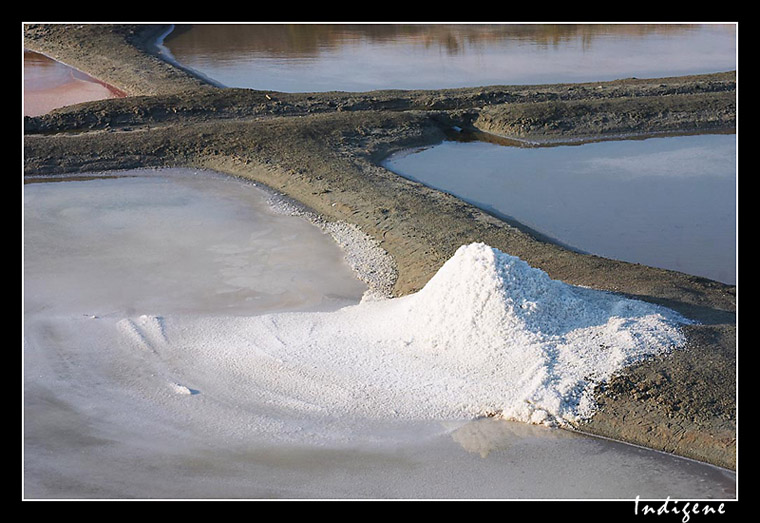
left=162, top=23, right=736, bottom=92
left=23, top=50, right=125, bottom=117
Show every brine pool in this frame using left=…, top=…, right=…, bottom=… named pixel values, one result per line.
left=160, top=23, right=736, bottom=92
left=385, top=133, right=737, bottom=284
left=22, top=168, right=736, bottom=500
left=23, top=49, right=125, bottom=117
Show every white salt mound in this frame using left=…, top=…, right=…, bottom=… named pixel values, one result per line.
left=391, top=243, right=693, bottom=424
left=121, top=243, right=694, bottom=433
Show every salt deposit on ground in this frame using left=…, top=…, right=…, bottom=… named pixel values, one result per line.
left=25, top=174, right=731, bottom=499
left=118, top=242, right=693, bottom=431
left=264, top=189, right=398, bottom=301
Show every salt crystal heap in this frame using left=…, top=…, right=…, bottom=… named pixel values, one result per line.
left=386, top=243, right=693, bottom=425
left=124, top=243, right=696, bottom=432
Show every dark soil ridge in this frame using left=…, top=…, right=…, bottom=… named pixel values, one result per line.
left=23, top=23, right=738, bottom=471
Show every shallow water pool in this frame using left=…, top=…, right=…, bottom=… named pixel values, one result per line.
left=384, top=134, right=737, bottom=284
left=161, top=23, right=736, bottom=92
left=23, top=169, right=366, bottom=316
left=23, top=169, right=736, bottom=499
left=23, top=50, right=124, bottom=117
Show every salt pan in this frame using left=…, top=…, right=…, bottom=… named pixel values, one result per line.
left=119, top=243, right=694, bottom=433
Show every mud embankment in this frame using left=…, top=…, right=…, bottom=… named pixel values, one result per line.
left=23, top=24, right=737, bottom=471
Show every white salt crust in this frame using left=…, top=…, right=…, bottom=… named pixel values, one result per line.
left=117, top=243, right=694, bottom=430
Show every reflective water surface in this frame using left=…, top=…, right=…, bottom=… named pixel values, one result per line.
left=162, top=23, right=736, bottom=92
left=23, top=50, right=125, bottom=117
left=385, top=134, right=737, bottom=284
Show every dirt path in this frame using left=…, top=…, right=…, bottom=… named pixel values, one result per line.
left=23, top=23, right=737, bottom=470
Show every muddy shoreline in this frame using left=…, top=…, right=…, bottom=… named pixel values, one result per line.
left=23, top=24, right=737, bottom=471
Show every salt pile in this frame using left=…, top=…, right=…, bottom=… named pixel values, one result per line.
left=120, top=243, right=694, bottom=433
left=392, top=243, right=693, bottom=424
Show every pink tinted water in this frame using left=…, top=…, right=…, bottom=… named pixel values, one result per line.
left=23, top=50, right=125, bottom=117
